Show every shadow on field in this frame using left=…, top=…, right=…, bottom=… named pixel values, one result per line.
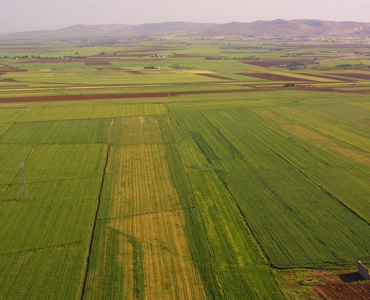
left=339, top=272, right=365, bottom=283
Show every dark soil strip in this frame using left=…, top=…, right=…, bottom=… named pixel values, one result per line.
left=1, top=86, right=369, bottom=105
left=0, top=88, right=270, bottom=103
left=80, top=144, right=111, bottom=300
left=0, top=69, right=27, bottom=73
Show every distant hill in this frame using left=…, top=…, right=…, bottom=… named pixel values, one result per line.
left=197, top=19, right=370, bottom=37
left=7, top=20, right=370, bottom=38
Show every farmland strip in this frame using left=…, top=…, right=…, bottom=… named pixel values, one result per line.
left=80, top=144, right=111, bottom=300
left=169, top=114, right=285, bottom=298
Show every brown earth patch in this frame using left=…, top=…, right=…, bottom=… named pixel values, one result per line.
left=314, top=283, right=370, bottom=300
left=237, top=72, right=313, bottom=81
left=0, top=88, right=273, bottom=103
left=0, top=68, right=27, bottom=73
left=195, top=73, right=232, bottom=80
left=312, top=269, right=370, bottom=300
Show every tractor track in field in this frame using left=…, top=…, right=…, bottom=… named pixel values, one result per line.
left=0, top=241, right=82, bottom=257
left=98, top=206, right=197, bottom=221
left=80, top=143, right=111, bottom=300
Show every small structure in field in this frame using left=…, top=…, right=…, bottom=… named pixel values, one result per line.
left=358, top=261, right=370, bottom=280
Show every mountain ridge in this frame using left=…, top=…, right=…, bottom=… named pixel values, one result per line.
left=6, top=19, right=370, bottom=38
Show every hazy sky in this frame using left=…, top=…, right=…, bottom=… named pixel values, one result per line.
left=1, top=0, right=369, bottom=33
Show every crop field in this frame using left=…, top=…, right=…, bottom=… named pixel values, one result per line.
left=1, top=36, right=370, bottom=300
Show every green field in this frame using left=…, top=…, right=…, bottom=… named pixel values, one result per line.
left=1, top=36, right=370, bottom=299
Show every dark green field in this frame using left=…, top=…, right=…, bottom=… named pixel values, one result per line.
left=1, top=36, right=370, bottom=299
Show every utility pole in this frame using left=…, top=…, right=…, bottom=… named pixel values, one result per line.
left=17, top=161, right=29, bottom=202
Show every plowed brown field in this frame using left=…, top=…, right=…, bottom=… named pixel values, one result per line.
left=2, top=86, right=370, bottom=104
left=314, top=283, right=370, bottom=300
left=0, top=88, right=268, bottom=103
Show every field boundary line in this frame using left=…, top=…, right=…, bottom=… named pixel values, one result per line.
left=214, top=169, right=284, bottom=278
left=299, top=169, right=370, bottom=229
left=80, top=143, right=111, bottom=300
